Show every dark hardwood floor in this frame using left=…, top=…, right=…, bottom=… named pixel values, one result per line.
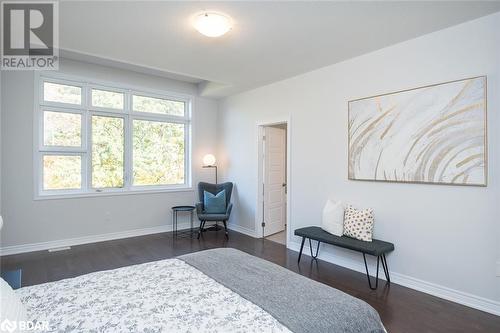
left=1, top=230, right=499, bottom=332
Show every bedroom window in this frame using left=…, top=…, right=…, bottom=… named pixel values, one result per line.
left=36, top=76, right=192, bottom=199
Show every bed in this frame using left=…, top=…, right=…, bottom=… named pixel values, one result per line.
left=15, top=248, right=386, bottom=332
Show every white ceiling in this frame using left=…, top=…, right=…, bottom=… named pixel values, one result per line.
left=59, top=1, right=500, bottom=98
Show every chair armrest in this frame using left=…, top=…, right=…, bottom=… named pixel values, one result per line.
left=225, top=203, right=233, bottom=218
left=196, top=202, right=204, bottom=214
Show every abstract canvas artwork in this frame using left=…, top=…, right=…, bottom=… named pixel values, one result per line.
left=348, top=77, right=487, bottom=186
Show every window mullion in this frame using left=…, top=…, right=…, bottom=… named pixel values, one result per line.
left=130, top=112, right=188, bottom=124
left=83, top=83, right=87, bottom=191
left=186, top=122, right=191, bottom=187
left=124, top=92, right=133, bottom=190
left=85, top=107, right=92, bottom=193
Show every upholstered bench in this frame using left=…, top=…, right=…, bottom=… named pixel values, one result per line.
left=294, top=226, right=395, bottom=290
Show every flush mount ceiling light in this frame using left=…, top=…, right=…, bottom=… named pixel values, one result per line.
left=194, top=12, right=232, bottom=37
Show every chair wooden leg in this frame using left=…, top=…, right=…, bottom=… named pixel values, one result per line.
left=222, top=221, right=228, bottom=239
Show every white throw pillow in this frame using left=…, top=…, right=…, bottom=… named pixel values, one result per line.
left=343, top=205, right=374, bottom=242
left=321, top=199, right=344, bottom=236
left=0, top=278, right=28, bottom=332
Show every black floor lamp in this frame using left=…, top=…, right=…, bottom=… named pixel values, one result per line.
left=202, top=154, right=221, bottom=231
left=202, top=154, right=218, bottom=184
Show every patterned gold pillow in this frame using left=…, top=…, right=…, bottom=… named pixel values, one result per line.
left=343, top=205, right=374, bottom=242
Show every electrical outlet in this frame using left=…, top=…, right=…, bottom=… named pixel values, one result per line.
left=105, top=212, right=111, bottom=222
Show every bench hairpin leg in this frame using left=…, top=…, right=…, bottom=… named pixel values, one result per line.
left=381, top=254, right=391, bottom=283
left=363, top=253, right=380, bottom=290
left=309, top=239, right=320, bottom=259
left=297, top=237, right=306, bottom=263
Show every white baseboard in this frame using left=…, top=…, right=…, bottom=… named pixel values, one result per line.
left=288, top=241, right=500, bottom=316
left=0, top=222, right=256, bottom=256
left=0, top=222, right=191, bottom=256
left=227, top=223, right=257, bottom=238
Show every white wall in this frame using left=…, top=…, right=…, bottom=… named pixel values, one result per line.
left=0, top=70, right=2, bottom=217
left=218, top=12, right=500, bottom=310
left=0, top=58, right=219, bottom=249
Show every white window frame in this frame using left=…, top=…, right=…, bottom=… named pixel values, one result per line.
left=34, top=73, right=193, bottom=200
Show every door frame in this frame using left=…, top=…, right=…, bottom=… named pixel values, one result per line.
left=256, top=116, right=291, bottom=245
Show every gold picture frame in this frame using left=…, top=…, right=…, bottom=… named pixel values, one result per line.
left=348, top=76, right=487, bottom=186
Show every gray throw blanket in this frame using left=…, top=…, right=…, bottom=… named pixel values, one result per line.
left=179, top=248, right=386, bottom=333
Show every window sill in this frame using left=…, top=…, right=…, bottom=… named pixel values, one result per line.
left=34, top=187, right=194, bottom=201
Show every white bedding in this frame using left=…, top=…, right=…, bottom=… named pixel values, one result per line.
left=16, top=259, right=291, bottom=333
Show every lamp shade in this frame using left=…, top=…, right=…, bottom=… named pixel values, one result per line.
left=203, top=154, right=216, bottom=166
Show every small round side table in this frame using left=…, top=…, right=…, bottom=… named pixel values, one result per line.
left=171, top=206, right=196, bottom=238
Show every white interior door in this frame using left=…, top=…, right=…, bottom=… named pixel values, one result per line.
left=263, top=126, right=286, bottom=237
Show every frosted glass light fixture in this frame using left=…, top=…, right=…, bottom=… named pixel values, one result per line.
left=194, top=12, right=232, bottom=37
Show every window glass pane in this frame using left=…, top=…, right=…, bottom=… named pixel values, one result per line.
left=43, top=155, right=81, bottom=190
left=43, top=111, right=81, bottom=147
left=43, top=82, right=82, bottom=104
left=92, top=89, right=124, bottom=109
left=133, top=95, right=185, bottom=116
left=92, top=116, right=124, bottom=188
left=133, top=120, right=185, bottom=186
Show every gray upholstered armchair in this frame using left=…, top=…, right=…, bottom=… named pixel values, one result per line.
left=196, top=182, right=233, bottom=239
